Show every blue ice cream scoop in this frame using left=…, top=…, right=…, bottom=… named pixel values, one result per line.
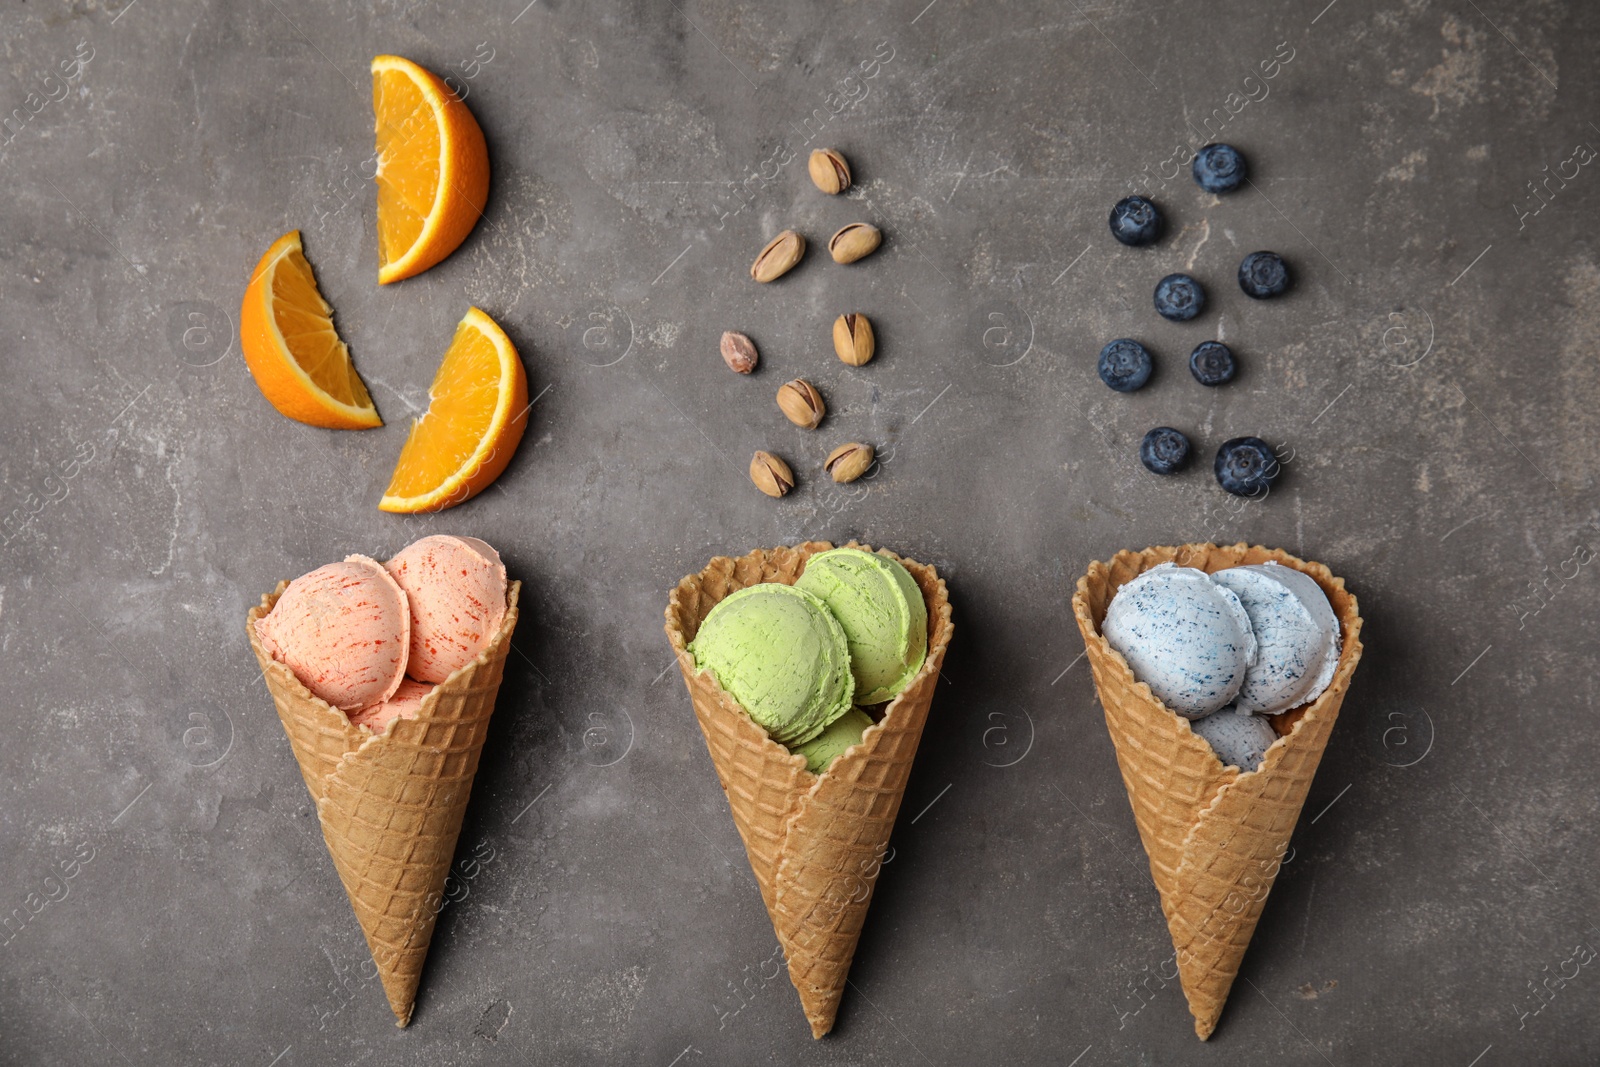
left=1190, top=706, right=1278, bottom=772
left=1101, top=563, right=1257, bottom=719
left=1211, top=563, right=1341, bottom=715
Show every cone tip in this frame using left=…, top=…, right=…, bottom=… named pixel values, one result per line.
left=799, top=982, right=841, bottom=1039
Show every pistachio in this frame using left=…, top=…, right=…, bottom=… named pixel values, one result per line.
left=749, top=451, right=795, bottom=498
left=832, top=313, right=875, bottom=367
left=720, top=330, right=759, bottom=374
left=825, top=442, right=875, bottom=484
left=828, top=222, right=881, bottom=264
left=808, top=148, right=852, bottom=195
left=751, top=229, right=806, bottom=283
left=777, top=378, right=826, bottom=429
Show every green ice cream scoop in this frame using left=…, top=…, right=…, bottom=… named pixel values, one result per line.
left=794, top=547, right=928, bottom=704
left=689, top=583, right=855, bottom=746
left=792, top=706, right=874, bottom=773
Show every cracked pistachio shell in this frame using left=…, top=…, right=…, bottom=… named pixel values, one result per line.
left=749, top=451, right=795, bottom=497
left=825, top=442, right=875, bottom=483
left=833, top=313, right=875, bottom=366
left=751, top=229, right=806, bottom=282
left=828, top=223, right=881, bottom=264
left=808, top=148, right=852, bottom=194
left=777, top=379, right=826, bottom=429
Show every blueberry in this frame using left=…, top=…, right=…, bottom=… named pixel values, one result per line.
left=1192, top=143, right=1248, bottom=194
left=1098, top=339, right=1153, bottom=392
left=1238, top=251, right=1292, bottom=299
left=1154, top=273, right=1206, bottom=321
left=1109, top=196, right=1164, bottom=246
left=1140, top=427, right=1191, bottom=475
left=1214, top=437, right=1281, bottom=497
left=1189, top=341, right=1236, bottom=386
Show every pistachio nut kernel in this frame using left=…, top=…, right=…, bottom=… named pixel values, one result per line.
left=720, top=330, right=758, bottom=374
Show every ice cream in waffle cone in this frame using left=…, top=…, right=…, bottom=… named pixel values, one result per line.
left=1071, top=543, right=1362, bottom=1039
left=248, top=573, right=519, bottom=1026
left=664, top=542, right=954, bottom=1037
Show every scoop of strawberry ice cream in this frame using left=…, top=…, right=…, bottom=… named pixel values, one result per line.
left=255, top=555, right=410, bottom=710
left=348, top=677, right=433, bottom=733
left=385, top=535, right=508, bottom=684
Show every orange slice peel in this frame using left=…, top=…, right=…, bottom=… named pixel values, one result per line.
left=372, top=54, right=490, bottom=285
left=239, top=230, right=381, bottom=430
left=379, top=307, right=528, bottom=513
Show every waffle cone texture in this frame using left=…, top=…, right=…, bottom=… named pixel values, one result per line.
left=1071, top=544, right=1362, bottom=1040
left=665, top=543, right=954, bottom=1038
left=247, top=580, right=521, bottom=1027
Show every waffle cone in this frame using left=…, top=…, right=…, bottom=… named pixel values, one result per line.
left=1071, top=544, right=1363, bottom=1040
left=247, top=579, right=521, bottom=1027
left=665, top=542, right=954, bottom=1038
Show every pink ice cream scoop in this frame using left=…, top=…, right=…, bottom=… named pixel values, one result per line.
left=348, top=677, right=434, bottom=733
left=385, top=535, right=509, bottom=684
left=255, top=555, right=410, bottom=710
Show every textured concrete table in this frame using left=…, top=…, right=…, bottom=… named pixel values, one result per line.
left=3, top=1, right=1598, bottom=1064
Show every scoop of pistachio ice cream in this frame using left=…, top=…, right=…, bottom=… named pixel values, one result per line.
left=689, top=583, right=855, bottom=746
left=792, top=706, right=874, bottom=774
left=794, top=547, right=928, bottom=705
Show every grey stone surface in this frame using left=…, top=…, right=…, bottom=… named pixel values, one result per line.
left=2, top=0, right=1598, bottom=1063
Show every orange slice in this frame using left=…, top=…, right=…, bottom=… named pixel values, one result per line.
left=379, top=307, right=528, bottom=513
left=372, top=54, right=490, bottom=284
left=239, top=230, right=381, bottom=430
